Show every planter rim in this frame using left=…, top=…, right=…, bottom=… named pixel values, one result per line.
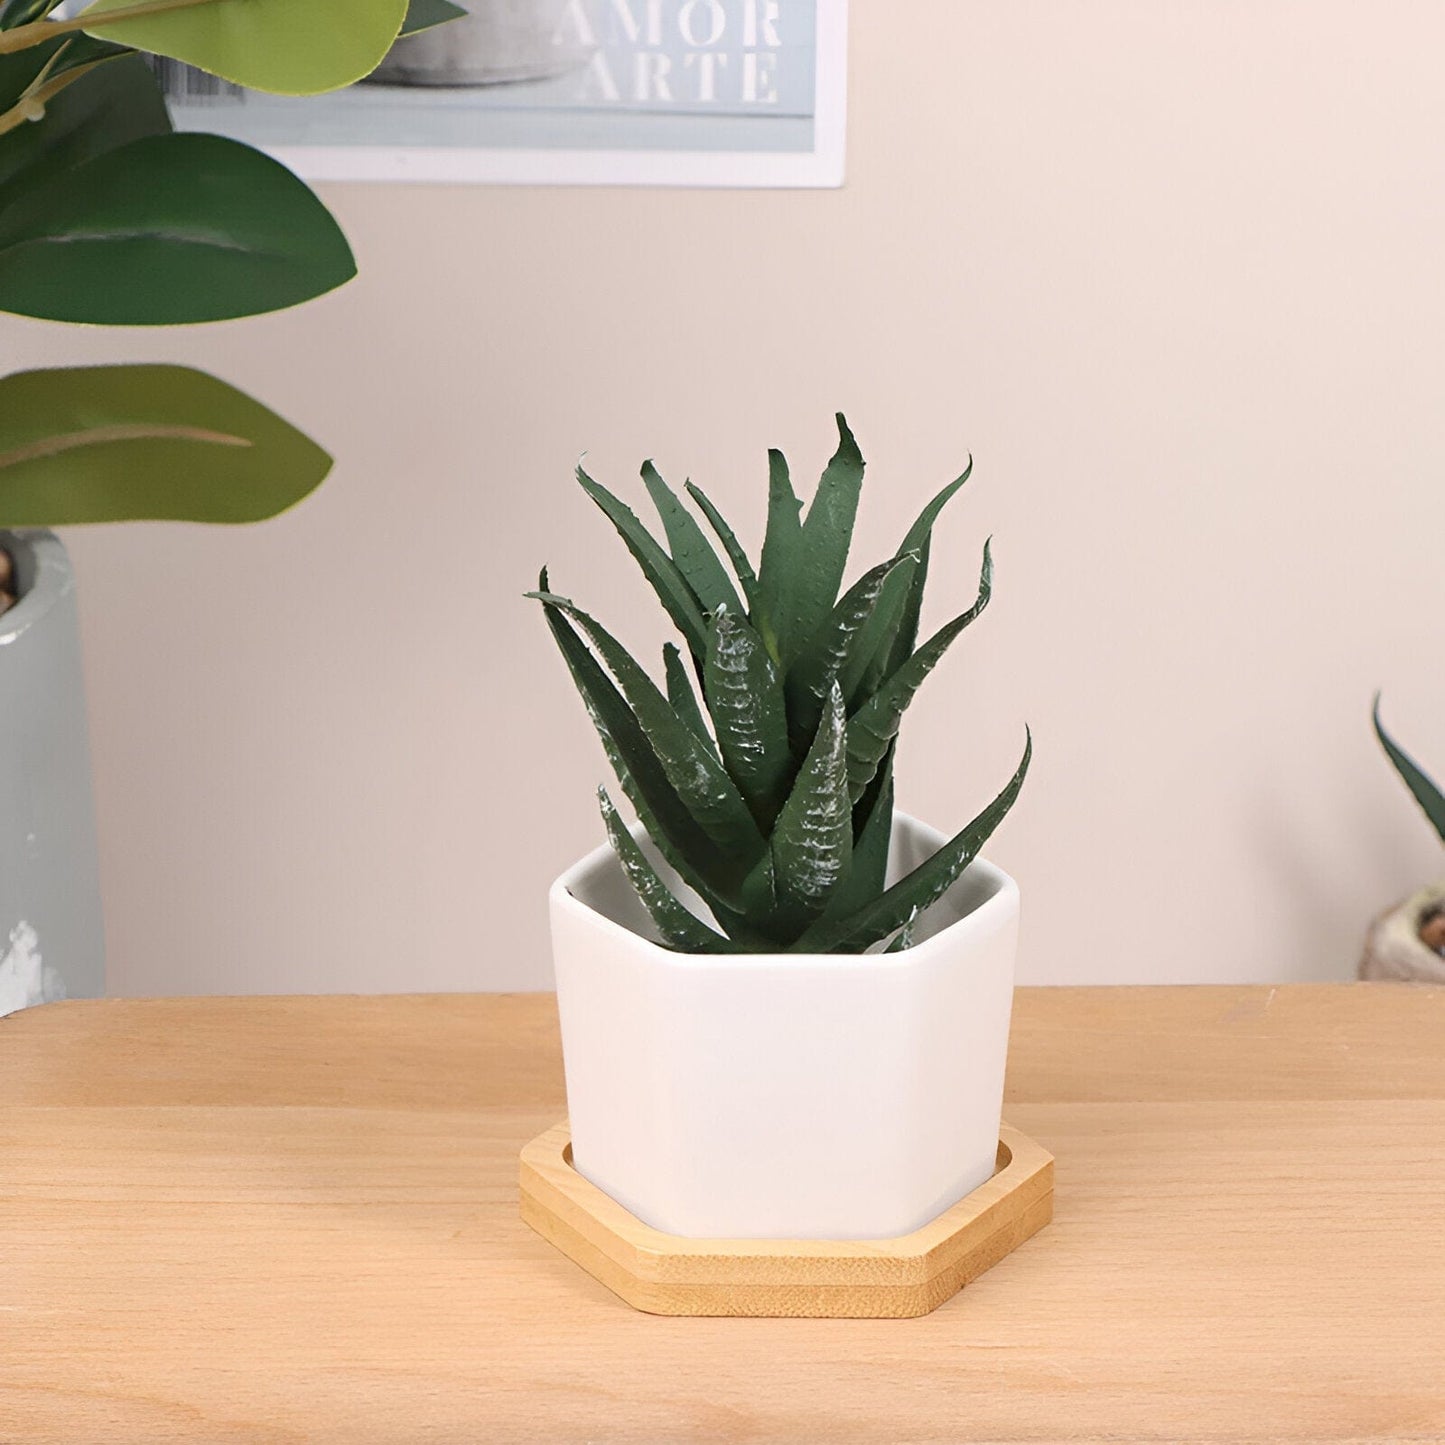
left=550, top=809, right=1018, bottom=968
left=0, top=530, right=72, bottom=648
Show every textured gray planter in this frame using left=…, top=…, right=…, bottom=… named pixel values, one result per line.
left=0, top=530, right=104, bottom=1017
left=369, top=0, right=594, bottom=87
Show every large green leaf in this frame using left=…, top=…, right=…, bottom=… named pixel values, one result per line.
left=794, top=730, right=1031, bottom=954
left=0, top=132, right=355, bottom=324
left=575, top=464, right=708, bottom=660
left=640, top=460, right=742, bottom=616
left=1374, top=696, right=1445, bottom=844
left=0, top=46, right=168, bottom=205
left=768, top=683, right=853, bottom=931
left=703, top=607, right=792, bottom=824
left=597, top=788, right=736, bottom=953
left=79, top=0, right=408, bottom=95
left=529, top=589, right=765, bottom=870
left=845, top=541, right=993, bottom=802
left=0, top=364, right=330, bottom=525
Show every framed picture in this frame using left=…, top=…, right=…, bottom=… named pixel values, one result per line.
left=157, top=1, right=847, bottom=188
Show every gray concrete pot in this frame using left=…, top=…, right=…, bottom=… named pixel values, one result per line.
left=369, top=0, right=593, bottom=87
left=0, top=530, right=104, bottom=1016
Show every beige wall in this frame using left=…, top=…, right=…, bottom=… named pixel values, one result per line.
left=8, top=1, right=1445, bottom=994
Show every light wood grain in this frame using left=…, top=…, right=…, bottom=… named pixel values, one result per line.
left=518, top=1123, right=1054, bottom=1317
left=3, top=986, right=1444, bottom=1443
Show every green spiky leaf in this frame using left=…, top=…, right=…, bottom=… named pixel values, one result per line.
left=845, top=541, right=992, bottom=801
left=1374, top=696, right=1445, bottom=844
left=847, top=459, right=973, bottom=699
left=597, top=788, right=735, bottom=953
left=576, top=464, right=708, bottom=660
left=684, top=481, right=759, bottom=613
left=529, top=589, right=764, bottom=870
left=704, top=607, right=792, bottom=824
left=787, top=551, right=919, bottom=748
left=663, top=642, right=714, bottom=752
left=816, top=759, right=894, bottom=928
left=795, top=730, right=1031, bottom=954
left=640, top=460, right=742, bottom=616
left=883, top=908, right=920, bottom=953
left=754, top=445, right=803, bottom=661
left=769, top=683, right=852, bottom=929
left=536, top=576, right=739, bottom=910
left=763, top=415, right=864, bottom=666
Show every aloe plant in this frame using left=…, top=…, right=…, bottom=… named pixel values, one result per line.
left=531, top=416, right=1031, bottom=955
left=1374, top=696, right=1445, bottom=844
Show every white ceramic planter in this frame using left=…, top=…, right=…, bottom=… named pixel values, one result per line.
left=550, top=814, right=1020, bottom=1240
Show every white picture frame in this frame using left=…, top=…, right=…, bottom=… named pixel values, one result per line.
left=164, top=1, right=848, bottom=189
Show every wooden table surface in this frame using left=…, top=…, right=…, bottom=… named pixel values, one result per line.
left=4, top=985, right=1444, bottom=1444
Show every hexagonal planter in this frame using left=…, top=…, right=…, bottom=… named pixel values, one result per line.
left=549, top=813, right=1020, bottom=1241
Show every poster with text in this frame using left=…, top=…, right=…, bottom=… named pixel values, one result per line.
left=156, top=0, right=846, bottom=187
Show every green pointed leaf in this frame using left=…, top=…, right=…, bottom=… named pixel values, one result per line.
left=848, top=459, right=973, bottom=700
left=0, top=132, right=355, bottom=325
left=0, top=365, right=330, bottom=525
left=771, top=414, right=865, bottom=666
left=640, top=460, right=742, bottom=616
left=795, top=729, right=1031, bottom=954
left=529, top=590, right=764, bottom=869
left=883, top=908, right=920, bottom=953
left=684, top=481, right=759, bottom=613
left=399, top=0, right=465, bottom=36
left=845, top=541, right=993, bottom=802
left=787, top=551, right=919, bottom=748
left=755, top=446, right=802, bottom=658
left=535, top=579, right=741, bottom=913
left=769, top=683, right=852, bottom=929
left=664, top=642, right=715, bottom=753
left=575, top=464, right=708, bottom=660
left=0, top=47, right=167, bottom=206
left=1374, top=696, right=1445, bottom=844
left=884, top=534, right=932, bottom=681
left=597, top=789, right=735, bottom=953
left=815, top=758, right=893, bottom=928
left=80, top=0, right=408, bottom=96
left=704, top=607, right=792, bottom=823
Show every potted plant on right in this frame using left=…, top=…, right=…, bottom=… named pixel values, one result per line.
left=528, top=417, right=1031, bottom=1249
left=1360, top=698, right=1445, bottom=982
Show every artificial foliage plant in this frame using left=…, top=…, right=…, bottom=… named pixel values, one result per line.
left=532, top=416, right=1031, bottom=956
left=0, top=0, right=462, bottom=533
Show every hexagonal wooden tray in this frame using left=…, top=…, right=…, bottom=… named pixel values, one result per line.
left=519, top=1121, right=1053, bottom=1318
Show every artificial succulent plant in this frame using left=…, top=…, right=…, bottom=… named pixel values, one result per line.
left=531, top=415, right=1030, bottom=955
